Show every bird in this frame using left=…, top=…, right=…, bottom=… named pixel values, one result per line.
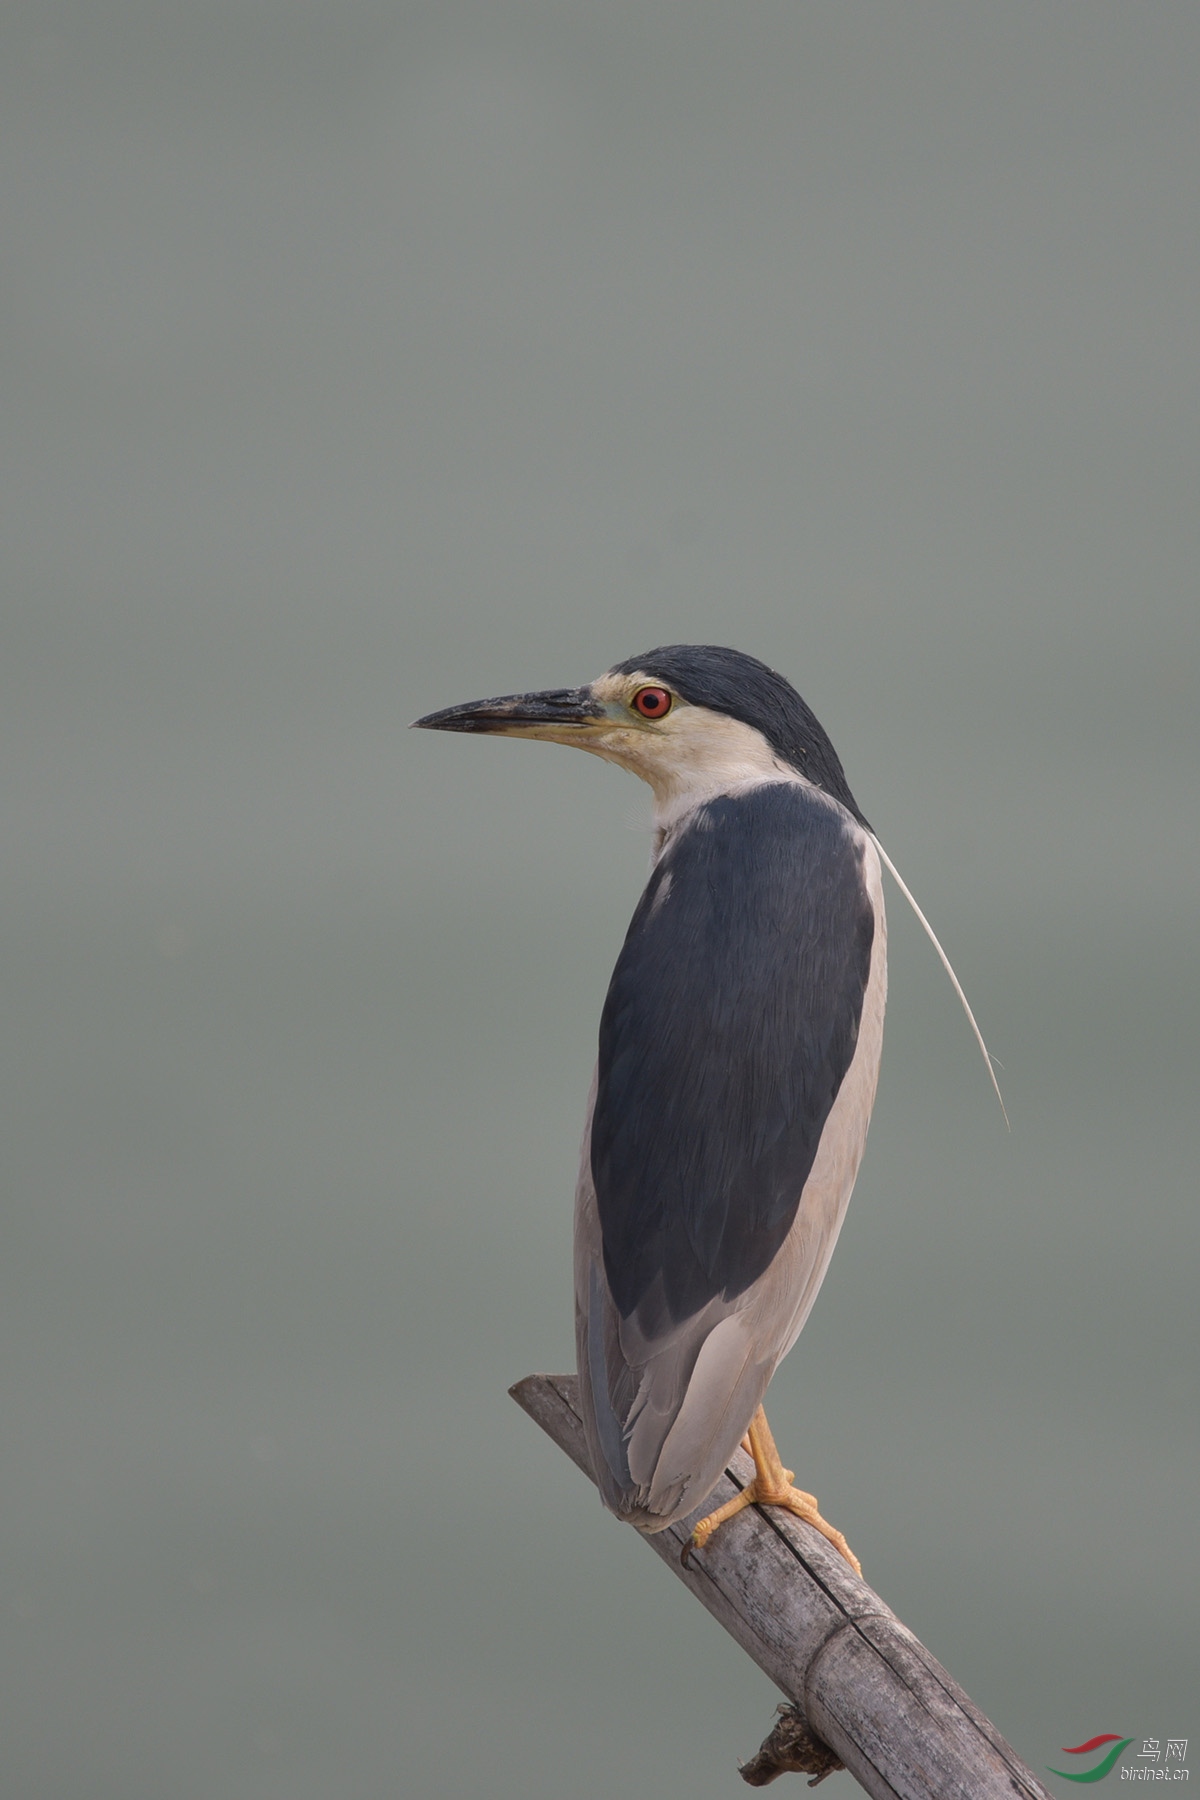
left=414, top=644, right=1001, bottom=1569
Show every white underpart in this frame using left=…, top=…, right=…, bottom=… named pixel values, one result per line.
left=868, top=836, right=1009, bottom=1127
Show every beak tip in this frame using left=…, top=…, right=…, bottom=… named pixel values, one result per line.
left=410, top=709, right=468, bottom=733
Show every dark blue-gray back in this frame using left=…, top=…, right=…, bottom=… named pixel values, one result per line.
left=591, top=783, right=875, bottom=1337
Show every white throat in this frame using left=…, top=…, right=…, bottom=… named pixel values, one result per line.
left=599, top=704, right=807, bottom=838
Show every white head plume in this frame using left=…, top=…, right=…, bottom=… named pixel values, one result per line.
left=870, top=835, right=1009, bottom=1129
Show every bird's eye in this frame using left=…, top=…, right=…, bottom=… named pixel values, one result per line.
left=632, top=686, right=673, bottom=719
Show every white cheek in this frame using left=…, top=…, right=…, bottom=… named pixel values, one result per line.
left=641, top=711, right=803, bottom=827
left=582, top=685, right=807, bottom=824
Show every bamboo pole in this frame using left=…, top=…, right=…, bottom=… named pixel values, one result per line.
left=511, top=1373, right=1051, bottom=1799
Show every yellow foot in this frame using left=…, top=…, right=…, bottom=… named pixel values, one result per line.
left=681, top=1406, right=862, bottom=1576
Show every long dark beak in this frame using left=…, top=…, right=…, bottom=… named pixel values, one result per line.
left=411, top=686, right=606, bottom=738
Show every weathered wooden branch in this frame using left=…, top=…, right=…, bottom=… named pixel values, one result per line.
left=511, top=1373, right=1051, bottom=1800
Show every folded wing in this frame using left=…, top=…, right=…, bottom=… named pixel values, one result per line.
left=576, top=782, right=882, bottom=1527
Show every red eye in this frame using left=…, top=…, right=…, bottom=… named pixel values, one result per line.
left=633, top=686, right=673, bottom=719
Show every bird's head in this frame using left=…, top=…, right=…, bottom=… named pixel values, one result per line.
left=413, top=644, right=866, bottom=826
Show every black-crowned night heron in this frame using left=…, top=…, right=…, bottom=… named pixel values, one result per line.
left=415, top=645, right=1000, bottom=1570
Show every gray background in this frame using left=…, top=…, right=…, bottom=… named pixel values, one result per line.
left=1, top=4, right=1196, bottom=1796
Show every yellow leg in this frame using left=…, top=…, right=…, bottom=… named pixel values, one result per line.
left=681, top=1406, right=861, bottom=1575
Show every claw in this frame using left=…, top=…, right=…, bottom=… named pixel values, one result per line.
left=682, top=1406, right=862, bottom=1576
